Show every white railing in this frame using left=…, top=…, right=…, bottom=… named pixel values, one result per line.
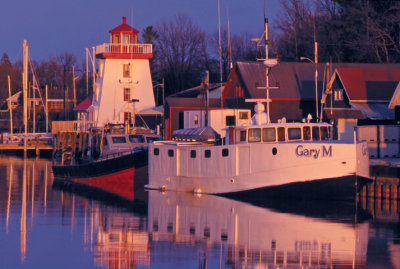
left=96, top=43, right=152, bottom=55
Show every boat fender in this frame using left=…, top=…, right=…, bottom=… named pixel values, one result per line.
left=193, top=188, right=202, bottom=194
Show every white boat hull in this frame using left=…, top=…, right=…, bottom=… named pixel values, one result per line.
left=147, top=141, right=370, bottom=194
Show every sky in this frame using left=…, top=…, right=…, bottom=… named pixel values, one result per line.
left=0, top=0, right=280, bottom=63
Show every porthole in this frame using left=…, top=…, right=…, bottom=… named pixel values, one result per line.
left=272, top=147, right=277, bottom=155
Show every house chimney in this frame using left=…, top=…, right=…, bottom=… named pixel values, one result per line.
left=122, top=17, right=127, bottom=24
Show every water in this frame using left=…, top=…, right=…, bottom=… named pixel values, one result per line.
left=0, top=155, right=399, bottom=268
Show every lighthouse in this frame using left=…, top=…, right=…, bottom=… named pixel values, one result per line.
left=92, top=17, right=155, bottom=127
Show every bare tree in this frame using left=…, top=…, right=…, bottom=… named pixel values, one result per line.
left=154, top=13, right=207, bottom=95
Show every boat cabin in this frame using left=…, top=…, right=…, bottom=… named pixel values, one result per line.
left=225, top=123, right=332, bottom=145
left=101, top=133, right=161, bottom=155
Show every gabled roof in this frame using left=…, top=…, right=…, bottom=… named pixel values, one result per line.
left=74, top=94, right=93, bottom=111
left=389, top=82, right=400, bottom=109
left=230, top=61, right=400, bottom=102
left=109, top=17, right=139, bottom=35
left=336, top=68, right=400, bottom=101
left=169, top=83, right=224, bottom=98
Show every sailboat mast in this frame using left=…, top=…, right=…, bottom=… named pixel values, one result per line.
left=23, top=40, right=28, bottom=138
left=8, top=76, right=13, bottom=135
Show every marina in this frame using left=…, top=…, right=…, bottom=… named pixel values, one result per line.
left=2, top=0, right=400, bottom=267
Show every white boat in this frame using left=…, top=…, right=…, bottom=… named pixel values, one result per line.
left=146, top=113, right=370, bottom=196
left=145, top=16, right=370, bottom=197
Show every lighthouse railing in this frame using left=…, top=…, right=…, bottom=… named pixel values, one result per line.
left=95, top=43, right=152, bottom=55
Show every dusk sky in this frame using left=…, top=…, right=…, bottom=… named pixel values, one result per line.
left=0, top=0, right=280, bottom=63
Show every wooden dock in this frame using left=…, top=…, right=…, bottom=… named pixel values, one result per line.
left=0, top=141, right=53, bottom=156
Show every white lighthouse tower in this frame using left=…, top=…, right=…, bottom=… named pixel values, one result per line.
left=92, top=17, right=155, bottom=127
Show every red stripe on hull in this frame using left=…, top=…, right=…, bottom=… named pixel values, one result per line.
left=72, top=168, right=135, bottom=200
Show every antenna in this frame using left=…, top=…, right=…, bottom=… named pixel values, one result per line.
left=247, top=0, right=278, bottom=124
left=218, top=0, right=223, bottom=89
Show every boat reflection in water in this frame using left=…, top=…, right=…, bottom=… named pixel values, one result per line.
left=3, top=155, right=400, bottom=268
left=148, top=190, right=368, bottom=268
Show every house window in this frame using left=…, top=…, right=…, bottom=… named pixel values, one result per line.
left=226, top=116, right=235, bottom=126
left=239, top=112, right=249, bottom=120
left=124, top=88, right=131, bottom=101
left=123, top=64, right=131, bottom=77
left=334, top=89, right=343, bottom=101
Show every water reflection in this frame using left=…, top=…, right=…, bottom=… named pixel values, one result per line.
left=0, top=155, right=400, bottom=268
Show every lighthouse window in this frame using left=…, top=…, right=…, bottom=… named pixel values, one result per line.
left=123, top=64, right=131, bottom=77
left=123, top=88, right=131, bottom=101
left=277, top=127, right=286, bottom=142
left=262, top=127, right=276, bottom=142
left=288, top=128, right=301, bottom=140
left=248, top=128, right=261, bottom=142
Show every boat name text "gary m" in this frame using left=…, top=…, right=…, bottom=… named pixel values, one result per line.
left=295, top=145, right=332, bottom=159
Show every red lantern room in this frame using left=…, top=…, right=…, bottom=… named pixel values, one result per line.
left=96, top=17, right=152, bottom=59
left=109, top=16, right=139, bottom=45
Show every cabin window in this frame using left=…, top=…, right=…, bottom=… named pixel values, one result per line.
left=239, top=112, right=249, bottom=120
left=222, top=148, right=229, bottom=157
left=102, top=137, right=108, bottom=146
left=288, top=127, right=301, bottom=140
left=129, top=135, right=145, bottom=143
left=277, top=127, right=286, bottom=142
left=153, top=148, right=159, bottom=155
left=248, top=128, right=261, bottom=143
left=205, top=150, right=211, bottom=158
left=312, top=126, right=320, bottom=140
left=262, top=128, right=276, bottom=142
left=190, top=150, right=196, bottom=158
left=123, top=64, right=131, bottom=77
left=147, top=137, right=161, bottom=143
left=168, top=149, right=174, bottom=157
left=334, top=89, right=343, bottom=101
left=112, top=136, right=127, bottom=144
left=303, top=126, right=311, bottom=140
left=240, top=130, right=247, bottom=142
left=226, top=116, right=236, bottom=126
left=123, top=88, right=131, bottom=101
left=320, top=126, right=330, bottom=140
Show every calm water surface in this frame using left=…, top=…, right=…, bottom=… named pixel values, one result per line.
left=0, top=155, right=399, bottom=268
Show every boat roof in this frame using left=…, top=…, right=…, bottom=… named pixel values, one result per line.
left=232, top=122, right=332, bottom=130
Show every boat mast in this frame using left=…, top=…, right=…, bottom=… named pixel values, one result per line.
left=8, top=76, right=13, bottom=135
left=23, top=40, right=28, bottom=149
